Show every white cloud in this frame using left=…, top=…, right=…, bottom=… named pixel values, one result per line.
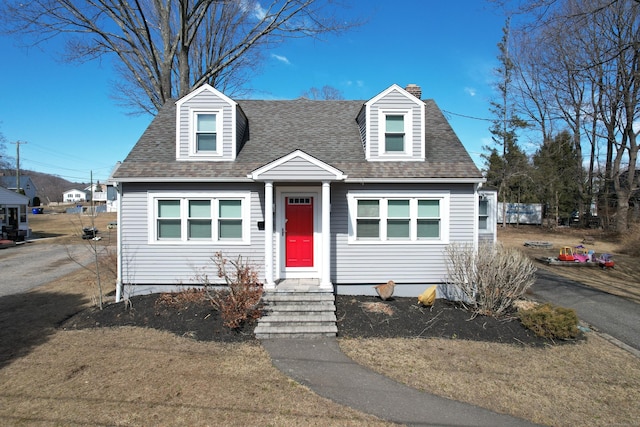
left=464, top=87, right=477, bottom=97
left=345, top=80, right=365, bottom=88
left=271, top=54, right=291, bottom=65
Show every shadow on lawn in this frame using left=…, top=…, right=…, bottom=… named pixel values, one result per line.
left=0, top=291, right=88, bottom=368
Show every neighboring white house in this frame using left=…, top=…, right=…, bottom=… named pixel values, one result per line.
left=83, top=183, right=119, bottom=211
left=63, top=189, right=88, bottom=203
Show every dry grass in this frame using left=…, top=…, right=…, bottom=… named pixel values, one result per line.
left=499, top=225, right=640, bottom=304
left=3, top=213, right=638, bottom=426
left=28, top=211, right=118, bottom=246
left=0, top=329, right=392, bottom=426
left=339, top=337, right=640, bottom=427
left=0, top=267, right=392, bottom=426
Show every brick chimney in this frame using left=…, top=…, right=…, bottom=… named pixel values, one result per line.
left=404, top=84, right=422, bottom=100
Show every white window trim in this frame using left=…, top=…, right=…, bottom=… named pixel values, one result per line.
left=347, top=191, right=450, bottom=245
left=478, top=199, right=490, bottom=231
left=147, top=191, right=251, bottom=245
left=189, top=109, right=223, bottom=157
left=378, top=109, right=413, bottom=156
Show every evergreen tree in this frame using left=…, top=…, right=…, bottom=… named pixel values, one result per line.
left=533, top=131, right=582, bottom=224
left=484, top=19, right=531, bottom=225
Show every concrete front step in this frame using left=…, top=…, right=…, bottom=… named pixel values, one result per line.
left=263, top=304, right=336, bottom=312
left=256, top=291, right=337, bottom=339
left=263, top=293, right=335, bottom=303
left=258, top=313, right=337, bottom=324
left=255, top=324, right=338, bottom=339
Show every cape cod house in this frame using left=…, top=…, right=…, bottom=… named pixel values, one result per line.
left=110, top=83, right=488, bottom=311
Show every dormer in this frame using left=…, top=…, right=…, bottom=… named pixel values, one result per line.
left=357, top=84, right=426, bottom=161
left=175, top=84, right=246, bottom=161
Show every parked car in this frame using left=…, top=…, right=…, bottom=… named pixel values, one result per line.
left=107, top=221, right=117, bottom=229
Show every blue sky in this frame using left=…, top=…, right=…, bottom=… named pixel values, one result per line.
left=0, top=1, right=507, bottom=184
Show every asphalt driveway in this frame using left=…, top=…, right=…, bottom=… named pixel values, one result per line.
left=0, top=243, right=103, bottom=297
left=530, top=270, right=640, bottom=353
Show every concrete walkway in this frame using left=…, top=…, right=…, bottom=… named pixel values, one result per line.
left=262, top=338, right=539, bottom=426
left=261, top=270, right=640, bottom=426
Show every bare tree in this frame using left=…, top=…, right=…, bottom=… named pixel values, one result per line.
left=2, top=0, right=358, bottom=115
left=300, top=85, right=344, bottom=100
left=0, top=131, right=14, bottom=171
left=504, top=0, right=639, bottom=231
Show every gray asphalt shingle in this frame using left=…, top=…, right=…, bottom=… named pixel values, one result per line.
left=112, top=98, right=482, bottom=181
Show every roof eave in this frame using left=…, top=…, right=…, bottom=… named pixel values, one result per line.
left=111, top=177, right=255, bottom=183
left=344, top=177, right=486, bottom=184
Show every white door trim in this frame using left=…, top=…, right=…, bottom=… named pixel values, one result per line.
left=275, top=186, right=321, bottom=280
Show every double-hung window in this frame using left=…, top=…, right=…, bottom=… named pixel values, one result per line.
left=218, top=200, right=243, bottom=239
left=356, top=200, right=380, bottom=239
left=385, top=115, right=405, bottom=152
left=349, top=193, right=449, bottom=243
left=379, top=109, right=412, bottom=155
left=188, top=200, right=212, bottom=239
left=150, top=192, right=250, bottom=244
left=478, top=199, right=489, bottom=231
left=191, top=110, right=221, bottom=156
left=387, top=199, right=410, bottom=239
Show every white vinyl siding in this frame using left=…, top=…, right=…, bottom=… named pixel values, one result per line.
left=364, top=85, right=425, bottom=161
left=119, top=183, right=264, bottom=288
left=333, top=184, right=473, bottom=285
left=175, top=85, right=237, bottom=161
left=149, top=192, right=250, bottom=244
left=348, top=191, right=450, bottom=244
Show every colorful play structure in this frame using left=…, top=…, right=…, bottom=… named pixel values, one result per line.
left=554, top=245, right=614, bottom=268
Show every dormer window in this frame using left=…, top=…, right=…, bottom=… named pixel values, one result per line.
left=196, top=114, right=217, bottom=151
left=385, top=115, right=405, bottom=152
left=377, top=109, right=413, bottom=156
left=190, top=110, right=222, bottom=156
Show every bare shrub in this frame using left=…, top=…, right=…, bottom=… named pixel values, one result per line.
left=619, top=223, right=640, bottom=257
left=444, top=242, right=537, bottom=317
left=200, top=252, right=263, bottom=329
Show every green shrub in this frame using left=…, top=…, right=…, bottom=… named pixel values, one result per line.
left=518, top=303, right=579, bottom=340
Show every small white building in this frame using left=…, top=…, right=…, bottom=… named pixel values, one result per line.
left=63, top=189, right=88, bottom=203
left=0, top=186, right=30, bottom=240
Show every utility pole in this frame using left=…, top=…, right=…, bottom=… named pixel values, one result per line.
left=10, top=140, right=27, bottom=193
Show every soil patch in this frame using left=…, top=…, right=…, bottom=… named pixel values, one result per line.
left=62, top=293, right=258, bottom=343
left=63, top=293, right=570, bottom=347
left=335, top=295, right=564, bottom=346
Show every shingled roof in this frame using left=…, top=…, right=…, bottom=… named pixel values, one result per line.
left=111, top=98, right=482, bottom=182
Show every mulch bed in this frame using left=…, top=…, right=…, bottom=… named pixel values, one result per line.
left=62, top=293, right=569, bottom=347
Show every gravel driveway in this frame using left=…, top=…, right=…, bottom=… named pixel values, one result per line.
left=0, top=242, right=110, bottom=297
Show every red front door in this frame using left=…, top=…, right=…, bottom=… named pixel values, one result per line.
left=285, top=197, right=314, bottom=267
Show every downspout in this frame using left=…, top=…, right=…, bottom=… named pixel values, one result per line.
left=114, top=181, right=123, bottom=302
